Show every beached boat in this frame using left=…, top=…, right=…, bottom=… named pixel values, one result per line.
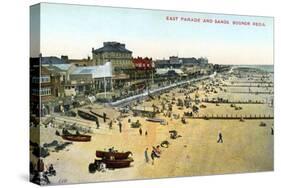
left=78, top=110, right=98, bottom=121
left=101, top=159, right=133, bottom=168
left=62, top=135, right=91, bottom=142
left=90, top=110, right=109, bottom=120
left=96, top=150, right=132, bottom=160
left=146, top=118, right=164, bottom=123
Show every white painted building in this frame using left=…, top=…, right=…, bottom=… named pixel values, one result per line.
left=69, top=62, right=113, bottom=95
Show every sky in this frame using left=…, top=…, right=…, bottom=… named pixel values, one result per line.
left=31, top=3, right=274, bottom=65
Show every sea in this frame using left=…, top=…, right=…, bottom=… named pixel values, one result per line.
left=234, top=64, right=274, bottom=73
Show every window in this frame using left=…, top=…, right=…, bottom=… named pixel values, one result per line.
left=41, top=87, right=51, bottom=96
left=32, top=77, right=40, bottom=83
left=41, top=75, right=51, bottom=83
left=32, top=88, right=39, bottom=95
left=31, top=87, right=51, bottom=96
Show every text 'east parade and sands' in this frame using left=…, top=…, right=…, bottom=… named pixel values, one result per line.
left=166, top=16, right=266, bottom=26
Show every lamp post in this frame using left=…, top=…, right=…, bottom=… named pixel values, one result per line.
left=104, top=76, right=107, bottom=98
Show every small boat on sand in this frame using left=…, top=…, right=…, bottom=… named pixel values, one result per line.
left=90, top=110, right=109, bottom=120
left=96, top=150, right=132, bottom=160
left=101, top=158, right=133, bottom=168
left=78, top=110, right=98, bottom=121
left=62, top=135, right=91, bottom=142
left=146, top=118, right=164, bottom=123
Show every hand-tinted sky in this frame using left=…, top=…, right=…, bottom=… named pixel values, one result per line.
left=33, top=3, right=274, bottom=65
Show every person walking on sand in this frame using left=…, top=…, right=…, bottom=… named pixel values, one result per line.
left=96, top=119, right=100, bottom=129
left=217, top=132, right=223, bottom=143
left=145, top=131, right=148, bottom=136
left=151, top=150, right=155, bottom=165
left=139, top=127, right=142, bottom=136
left=118, top=121, right=122, bottom=133
left=144, top=148, right=149, bottom=163
left=103, top=112, right=107, bottom=123
left=109, top=120, right=113, bottom=129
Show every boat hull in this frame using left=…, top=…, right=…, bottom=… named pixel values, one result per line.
left=96, top=150, right=132, bottom=160
left=102, top=159, right=133, bottom=168
left=146, top=118, right=164, bottom=123
left=62, top=135, right=91, bottom=142
left=78, top=110, right=98, bottom=121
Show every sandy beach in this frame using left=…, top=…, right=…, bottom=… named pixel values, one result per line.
left=30, top=68, right=274, bottom=185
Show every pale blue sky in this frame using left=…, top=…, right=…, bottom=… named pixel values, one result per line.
left=35, top=3, right=274, bottom=65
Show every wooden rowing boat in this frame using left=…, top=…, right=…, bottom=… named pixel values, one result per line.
left=96, top=150, right=132, bottom=160
left=146, top=118, right=164, bottom=123
left=101, top=158, right=133, bottom=168
left=90, top=110, right=109, bottom=120
left=78, top=110, right=98, bottom=121
left=62, top=135, right=91, bottom=142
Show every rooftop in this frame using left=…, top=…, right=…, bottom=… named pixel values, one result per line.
left=93, top=42, right=132, bottom=54
left=41, top=56, right=67, bottom=64
left=43, top=64, right=73, bottom=72
left=71, top=62, right=112, bottom=78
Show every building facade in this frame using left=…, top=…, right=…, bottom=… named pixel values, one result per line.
left=43, top=63, right=77, bottom=97
left=155, top=56, right=182, bottom=68
left=155, top=56, right=209, bottom=68
left=30, top=58, right=63, bottom=116
left=133, top=57, right=153, bottom=70
left=31, top=66, right=62, bottom=102
left=92, top=42, right=133, bottom=73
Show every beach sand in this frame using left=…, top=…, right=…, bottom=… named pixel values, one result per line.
left=30, top=70, right=274, bottom=184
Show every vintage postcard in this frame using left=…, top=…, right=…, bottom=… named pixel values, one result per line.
left=30, top=3, right=274, bottom=185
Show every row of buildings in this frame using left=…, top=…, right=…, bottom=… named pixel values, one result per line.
left=30, top=41, right=213, bottom=116
left=155, top=56, right=208, bottom=68
left=59, top=41, right=209, bottom=71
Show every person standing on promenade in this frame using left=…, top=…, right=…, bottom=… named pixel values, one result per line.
left=217, top=132, right=223, bottom=143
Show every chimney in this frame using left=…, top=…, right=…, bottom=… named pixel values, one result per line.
left=61, top=55, right=68, bottom=62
